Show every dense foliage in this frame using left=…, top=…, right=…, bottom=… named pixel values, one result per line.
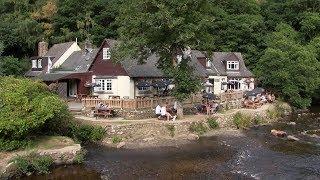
left=0, top=77, right=71, bottom=140
left=0, top=0, right=319, bottom=107
left=0, top=77, right=105, bottom=151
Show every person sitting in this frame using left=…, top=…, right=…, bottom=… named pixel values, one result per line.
left=261, top=94, right=267, bottom=104
left=155, top=104, right=161, bottom=118
left=100, top=103, right=109, bottom=111
left=211, top=101, right=219, bottom=113
left=161, top=104, right=176, bottom=121
left=96, top=102, right=103, bottom=110
left=243, top=98, right=256, bottom=109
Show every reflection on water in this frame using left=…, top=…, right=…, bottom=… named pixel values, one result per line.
left=23, top=107, right=320, bottom=180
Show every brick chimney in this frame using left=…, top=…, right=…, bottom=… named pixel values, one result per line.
left=38, top=40, right=48, bottom=57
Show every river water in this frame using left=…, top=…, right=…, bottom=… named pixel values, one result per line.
left=22, top=108, right=320, bottom=180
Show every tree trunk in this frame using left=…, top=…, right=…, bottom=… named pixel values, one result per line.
left=176, top=101, right=184, bottom=119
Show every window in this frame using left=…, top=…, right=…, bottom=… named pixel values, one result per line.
left=227, top=78, right=241, bottom=90
left=227, top=61, right=239, bottom=70
left=38, top=59, right=42, bottom=68
left=206, top=59, right=212, bottom=68
left=138, top=86, right=150, bottom=91
left=32, top=60, right=37, bottom=68
left=96, top=79, right=112, bottom=92
left=102, top=48, right=111, bottom=60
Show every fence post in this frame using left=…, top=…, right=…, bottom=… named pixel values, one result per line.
left=120, top=100, right=123, bottom=109
left=134, top=99, right=138, bottom=110
left=151, top=99, right=154, bottom=109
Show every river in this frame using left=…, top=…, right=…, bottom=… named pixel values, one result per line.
left=22, top=107, right=320, bottom=180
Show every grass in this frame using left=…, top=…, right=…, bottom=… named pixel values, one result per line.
left=207, top=117, right=219, bottom=129
left=189, top=122, right=207, bottom=135
left=112, top=136, right=122, bottom=144
left=233, top=112, right=253, bottom=129
left=10, top=153, right=54, bottom=175
left=267, top=101, right=290, bottom=119
left=165, top=124, right=176, bottom=137
left=74, top=150, right=86, bottom=164
left=253, top=115, right=265, bottom=125
left=30, top=136, right=75, bottom=150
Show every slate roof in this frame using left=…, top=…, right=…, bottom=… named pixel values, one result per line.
left=36, top=72, right=72, bottom=82
left=44, top=42, right=75, bottom=64
left=194, top=51, right=253, bottom=77
left=121, top=54, right=164, bottom=78
left=59, top=49, right=98, bottom=73
left=25, top=70, right=42, bottom=77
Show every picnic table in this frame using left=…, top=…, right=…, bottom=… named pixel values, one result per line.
left=94, top=108, right=113, bottom=119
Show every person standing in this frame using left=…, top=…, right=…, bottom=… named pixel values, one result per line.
left=155, top=104, right=161, bottom=118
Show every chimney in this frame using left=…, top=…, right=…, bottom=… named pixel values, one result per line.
left=38, top=40, right=48, bottom=57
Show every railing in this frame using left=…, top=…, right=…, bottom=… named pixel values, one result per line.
left=82, top=94, right=203, bottom=110
left=82, top=92, right=243, bottom=110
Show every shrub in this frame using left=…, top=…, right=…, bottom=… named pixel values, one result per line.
left=253, top=115, right=265, bottom=125
left=74, top=150, right=87, bottom=164
left=267, top=102, right=289, bottom=119
left=189, top=122, right=207, bottom=135
left=0, top=139, right=33, bottom=151
left=233, top=112, right=252, bottom=129
left=207, top=117, right=219, bottom=129
left=0, top=77, right=71, bottom=146
left=11, top=154, right=53, bottom=175
left=68, top=124, right=106, bottom=144
left=165, top=124, right=175, bottom=137
left=112, top=136, right=122, bottom=144
left=12, top=156, right=31, bottom=174
left=31, top=156, right=54, bottom=174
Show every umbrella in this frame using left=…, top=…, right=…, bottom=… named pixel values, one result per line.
left=202, top=93, right=217, bottom=100
left=244, top=91, right=258, bottom=97
left=137, top=81, right=151, bottom=88
left=152, top=80, right=167, bottom=88
left=244, top=87, right=265, bottom=97
left=163, top=79, right=173, bottom=86
left=252, top=87, right=265, bottom=94
left=84, top=82, right=100, bottom=88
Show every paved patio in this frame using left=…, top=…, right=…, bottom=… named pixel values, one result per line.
left=68, top=101, right=83, bottom=111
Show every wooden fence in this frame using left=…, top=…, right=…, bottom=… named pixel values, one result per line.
left=82, top=91, right=244, bottom=110
left=83, top=94, right=202, bottom=110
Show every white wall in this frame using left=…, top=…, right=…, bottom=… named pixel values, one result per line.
left=92, top=75, right=133, bottom=99
left=52, top=43, right=81, bottom=68
left=208, top=76, right=227, bottom=95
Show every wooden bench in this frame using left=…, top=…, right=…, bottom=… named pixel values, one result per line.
left=94, top=109, right=113, bottom=119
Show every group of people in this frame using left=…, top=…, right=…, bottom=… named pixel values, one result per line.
left=155, top=102, right=177, bottom=121
left=196, top=100, right=219, bottom=115
left=243, top=92, right=276, bottom=108
left=96, top=102, right=110, bottom=111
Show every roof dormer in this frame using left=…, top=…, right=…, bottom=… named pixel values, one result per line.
left=226, top=61, right=239, bottom=70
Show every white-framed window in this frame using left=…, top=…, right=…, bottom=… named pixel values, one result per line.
left=32, top=60, right=37, bottom=68
left=96, top=79, right=112, bottom=92
left=102, top=48, right=111, bottom=60
left=138, top=86, right=150, bottom=91
left=228, top=78, right=241, bottom=90
left=227, top=61, right=239, bottom=70
left=38, top=59, right=42, bottom=68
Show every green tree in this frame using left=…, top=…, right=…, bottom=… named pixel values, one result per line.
left=255, top=24, right=320, bottom=108
left=0, top=56, right=29, bottom=76
left=0, top=77, right=71, bottom=141
left=114, top=0, right=215, bottom=116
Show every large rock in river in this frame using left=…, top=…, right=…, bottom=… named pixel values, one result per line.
left=271, top=129, right=287, bottom=137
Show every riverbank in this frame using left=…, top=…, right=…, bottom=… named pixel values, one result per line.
left=0, top=136, right=82, bottom=179
left=75, top=102, right=291, bottom=149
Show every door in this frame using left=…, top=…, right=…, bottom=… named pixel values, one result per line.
left=68, top=80, right=77, bottom=97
